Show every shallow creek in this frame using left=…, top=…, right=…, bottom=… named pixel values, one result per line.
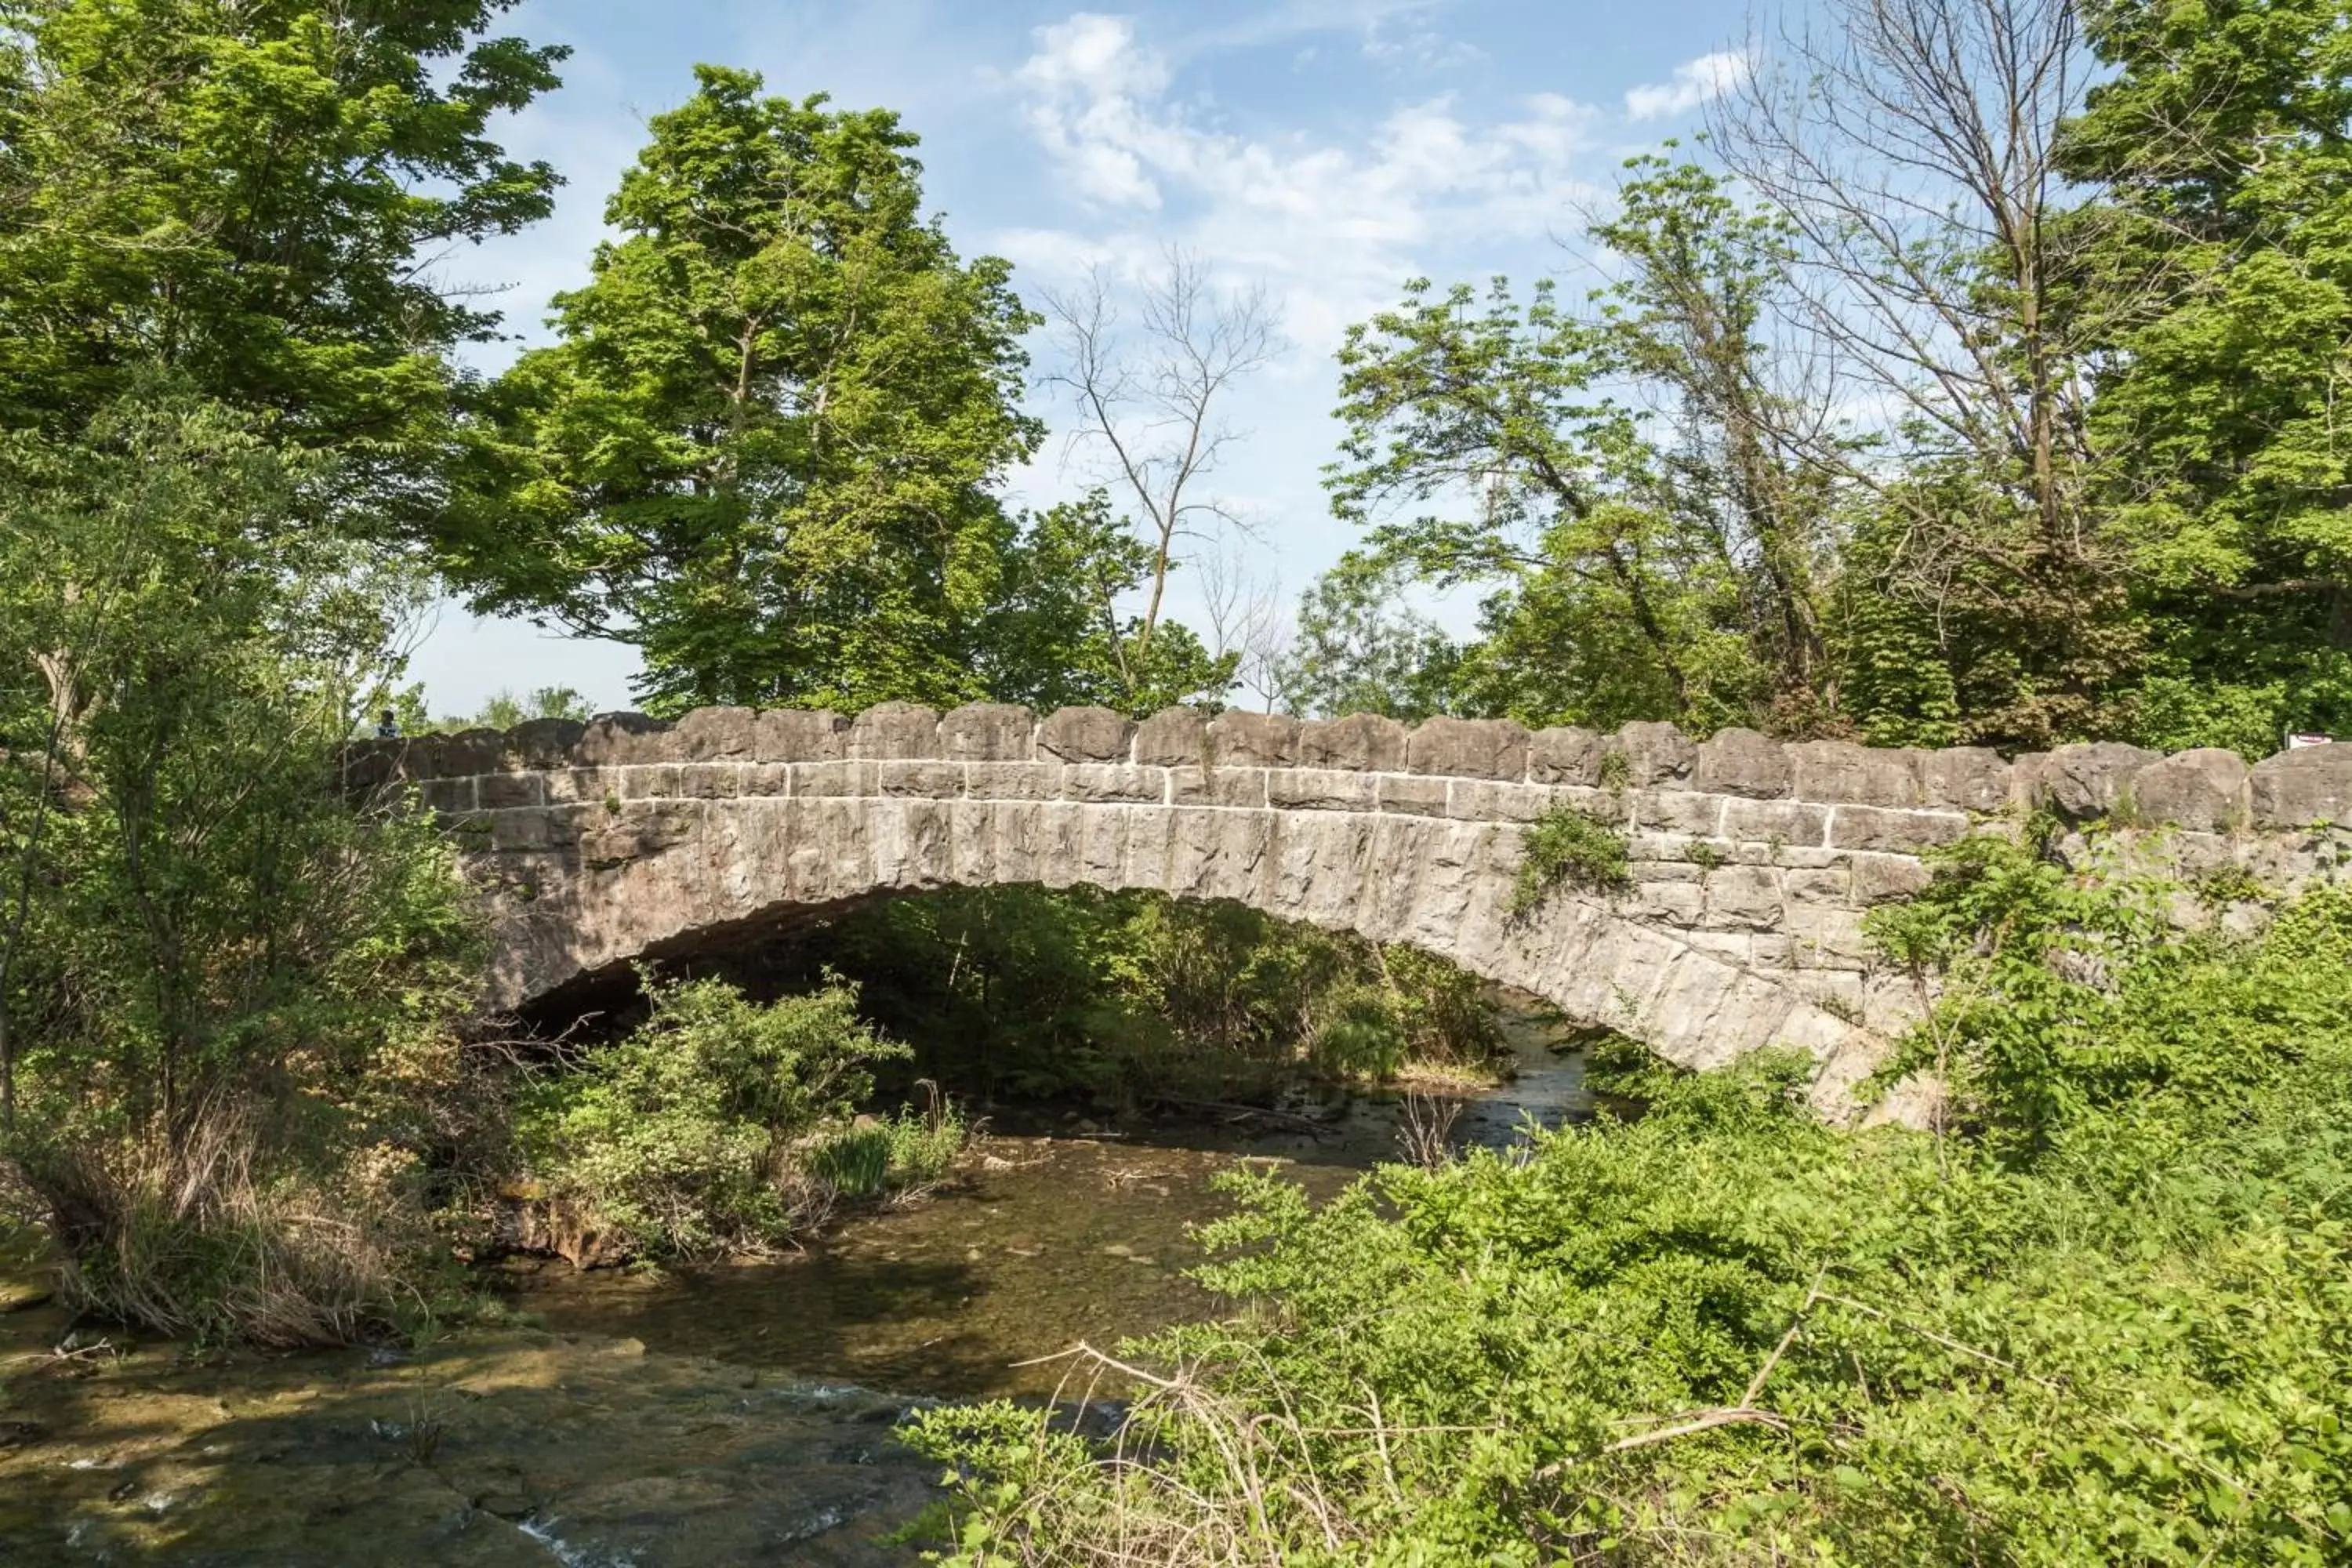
left=0, top=1004, right=1587, bottom=1565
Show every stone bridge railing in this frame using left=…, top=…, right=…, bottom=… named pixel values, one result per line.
left=346, top=703, right=2352, bottom=1124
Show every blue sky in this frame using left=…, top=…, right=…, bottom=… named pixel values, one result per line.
left=410, top=0, right=1758, bottom=716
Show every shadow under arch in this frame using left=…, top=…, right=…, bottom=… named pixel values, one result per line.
left=481, top=791, right=1889, bottom=1115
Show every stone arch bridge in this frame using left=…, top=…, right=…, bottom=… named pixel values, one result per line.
left=347, top=702, right=2352, bottom=1122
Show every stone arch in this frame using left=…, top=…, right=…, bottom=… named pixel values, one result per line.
left=345, top=699, right=2352, bottom=1127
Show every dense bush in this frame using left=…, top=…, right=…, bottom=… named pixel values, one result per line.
left=911, top=843, right=2352, bottom=1565
left=516, top=971, right=942, bottom=1263
left=0, top=389, right=492, bottom=1345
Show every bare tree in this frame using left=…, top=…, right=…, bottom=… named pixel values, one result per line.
left=1199, top=544, right=1291, bottom=713
left=1711, top=0, right=2101, bottom=556
left=1040, top=249, right=1283, bottom=688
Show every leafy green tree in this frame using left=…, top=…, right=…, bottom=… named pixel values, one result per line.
left=969, top=490, right=1236, bottom=717
left=2063, top=0, right=2352, bottom=747
left=463, top=65, right=1042, bottom=713
left=1327, top=162, right=1829, bottom=735
left=1277, top=553, right=1460, bottom=720
left=0, top=383, right=483, bottom=1341
left=0, top=0, right=564, bottom=528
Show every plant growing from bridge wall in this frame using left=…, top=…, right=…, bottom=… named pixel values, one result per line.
left=1510, top=804, right=1634, bottom=916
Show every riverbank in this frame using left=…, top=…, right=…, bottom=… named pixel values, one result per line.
left=0, top=1000, right=1593, bottom=1563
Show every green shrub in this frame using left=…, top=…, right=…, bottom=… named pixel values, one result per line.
left=912, top=868, right=2352, bottom=1566
left=1511, top=804, right=1633, bottom=913
left=517, top=972, right=904, bottom=1263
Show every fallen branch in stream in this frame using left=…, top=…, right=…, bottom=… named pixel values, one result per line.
left=1141, top=1095, right=1333, bottom=1138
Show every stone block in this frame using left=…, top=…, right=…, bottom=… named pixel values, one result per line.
left=1207, top=711, right=1299, bottom=767
left=1377, top=774, right=1451, bottom=817
left=477, top=772, right=545, bottom=810
left=488, top=809, right=554, bottom=853
left=1613, top=721, right=1696, bottom=785
left=1782, top=866, right=1852, bottom=904
left=1700, top=864, right=1784, bottom=931
left=1447, top=779, right=1555, bottom=822
left=1547, top=784, right=1628, bottom=823
left=543, top=768, right=612, bottom=805
left=1922, top=747, right=2012, bottom=812
left=1037, top=706, right=1134, bottom=763
left=619, top=764, right=680, bottom=799
left=2129, top=747, right=2249, bottom=831
left=1849, top=853, right=1932, bottom=905
left=421, top=777, right=476, bottom=815
left=967, top=761, right=1062, bottom=800
left=2042, top=741, right=2159, bottom=819
left=676, top=763, right=741, bottom=800
left=1630, top=880, right=1704, bottom=927
left=1407, top=716, right=1530, bottom=780
left=1719, top=797, right=1831, bottom=848
left=1062, top=764, right=1167, bottom=804
left=739, top=763, right=792, bottom=797
left=879, top=760, right=964, bottom=797
left=1789, top=741, right=1923, bottom=806
left=1529, top=726, right=1605, bottom=786
left=940, top=702, right=1036, bottom=761
left=2251, top=745, right=2352, bottom=827
left=437, top=729, right=508, bottom=777
left=1692, top=728, right=1791, bottom=798
left=573, top=712, right=670, bottom=766
left=2009, top=751, right=2049, bottom=812
left=578, top=800, right=699, bottom=866
left=1134, top=707, right=1208, bottom=766
left=1632, top=789, right=1725, bottom=834
left=1172, top=766, right=1269, bottom=808
left=1828, top=805, right=1967, bottom=852
left=508, top=717, right=586, bottom=769
left=790, top=760, right=877, bottom=797
left=849, top=702, right=942, bottom=760
left=754, top=710, right=848, bottom=762
left=1298, top=713, right=1407, bottom=771
left=673, top=706, right=758, bottom=760
left=1270, top=768, right=1381, bottom=812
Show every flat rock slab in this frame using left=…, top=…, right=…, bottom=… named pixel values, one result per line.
left=0, top=1328, right=942, bottom=1567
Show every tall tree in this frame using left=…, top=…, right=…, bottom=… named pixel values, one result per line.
left=1326, top=161, right=1822, bottom=735
left=1039, top=249, right=1280, bottom=708
left=2063, top=0, right=2352, bottom=750
left=462, top=67, right=1041, bottom=713
left=1713, top=0, right=2139, bottom=748
left=0, top=0, right=565, bottom=528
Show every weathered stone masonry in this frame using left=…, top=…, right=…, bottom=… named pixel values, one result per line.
left=346, top=705, right=2352, bottom=1124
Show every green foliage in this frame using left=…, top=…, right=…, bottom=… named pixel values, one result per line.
left=1278, top=553, right=1461, bottom=721
left=1510, top=804, right=1633, bottom=913
left=517, top=972, right=906, bottom=1262
left=914, top=869, right=2352, bottom=1566
left=0, top=383, right=488, bottom=1341
left=789, top=887, right=1503, bottom=1100
left=0, top=0, right=564, bottom=533
left=970, top=491, right=1236, bottom=717
left=460, top=65, right=1043, bottom=714
left=809, top=1098, right=965, bottom=1200
left=1323, top=158, right=1831, bottom=737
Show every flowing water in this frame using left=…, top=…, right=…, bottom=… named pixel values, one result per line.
left=0, top=995, right=1591, bottom=1564
left=503, top=994, right=1591, bottom=1399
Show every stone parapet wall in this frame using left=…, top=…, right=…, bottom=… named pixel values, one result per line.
left=347, top=701, right=2352, bottom=833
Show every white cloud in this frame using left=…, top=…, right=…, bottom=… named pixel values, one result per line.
left=1005, top=12, right=1599, bottom=348
left=1622, top=49, right=1749, bottom=122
